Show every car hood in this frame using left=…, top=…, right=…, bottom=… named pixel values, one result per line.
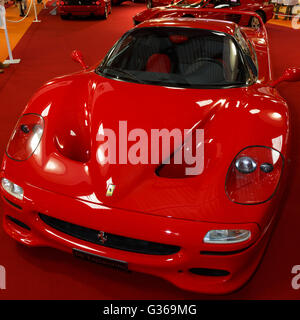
left=11, top=71, right=289, bottom=223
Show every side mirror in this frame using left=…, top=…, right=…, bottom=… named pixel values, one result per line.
left=71, top=50, right=89, bottom=70
left=271, top=67, right=300, bottom=87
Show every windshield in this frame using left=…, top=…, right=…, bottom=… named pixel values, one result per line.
left=173, top=0, right=205, bottom=8
left=97, top=27, right=249, bottom=89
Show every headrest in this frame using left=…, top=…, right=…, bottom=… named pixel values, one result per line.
left=146, top=53, right=171, bottom=73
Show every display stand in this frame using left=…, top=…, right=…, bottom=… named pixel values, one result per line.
left=0, top=5, right=21, bottom=65
left=33, top=0, right=41, bottom=23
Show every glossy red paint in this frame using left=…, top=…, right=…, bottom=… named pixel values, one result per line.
left=111, top=0, right=128, bottom=5
left=134, top=0, right=274, bottom=26
left=57, top=0, right=112, bottom=19
left=0, top=16, right=296, bottom=294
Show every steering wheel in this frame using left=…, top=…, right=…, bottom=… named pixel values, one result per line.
left=183, top=57, right=224, bottom=75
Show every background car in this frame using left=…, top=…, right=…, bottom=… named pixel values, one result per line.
left=1, top=10, right=299, bottom=294
left=134, top=0, right=274, bottom=28
left=146, top=0, right=192, bottom=8
left=112, top=0, right=131, bottom=5
left=57, top=0, right=112, bottom=19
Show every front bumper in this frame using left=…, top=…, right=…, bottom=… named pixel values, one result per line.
left=0, top=178, right=273, bottom=295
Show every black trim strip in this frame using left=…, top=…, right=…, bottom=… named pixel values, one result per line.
left=7, top=216, right=31, bottom=230
left=3, top=196, right=22, bottom=210
left=189, top=268, right=230, bottom=277
left=200, top=246, right=251, bottom=256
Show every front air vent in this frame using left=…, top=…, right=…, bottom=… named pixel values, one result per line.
left=3, top=196, right=22, bottom=210
left=189, top=268, right=230, bottom=277
left=7, top=216, right=30, bottom=230
left=39, top=213, right=180, bottom=255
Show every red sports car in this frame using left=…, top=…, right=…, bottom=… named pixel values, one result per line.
left=135, top=0, right=274, bottom=28
left=1, top=10, right=299, bottom=294
left=112, top=0, right=130, bottom=5
left=57, top=0, right=112, bottom=19
left=147, top=0, right=194, bottom=9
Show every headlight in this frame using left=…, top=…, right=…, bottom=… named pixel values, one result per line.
left=235, top=156, right=257, bottom=174
left=6, top=114, right=44, bottom=161
left=1, top=178, right=24, bottom=200
left=203, top=229, right=251, bottom=244
left=225, top=146, right=284, bottom=205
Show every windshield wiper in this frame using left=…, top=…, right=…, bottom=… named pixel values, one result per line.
left=99, top=66, right=145, bottom=84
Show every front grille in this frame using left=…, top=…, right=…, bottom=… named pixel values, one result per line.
left=39, top=213, right=180, bottom=255
left=64, top=0, right=94, bottom=5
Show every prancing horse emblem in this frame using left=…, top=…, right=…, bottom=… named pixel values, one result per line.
left=106, top=184, right=116, bottom=197
left=97, top=231, right=107, bottom=244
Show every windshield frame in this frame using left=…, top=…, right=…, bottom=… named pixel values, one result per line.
left=96, top=26, right=254, bottom=89
left=235, top=27, right=259, bottom=81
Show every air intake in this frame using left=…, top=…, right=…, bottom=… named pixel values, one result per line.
left=39, top=213, right=180, bottom=255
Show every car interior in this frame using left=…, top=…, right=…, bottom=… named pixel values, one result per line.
left=101, top=28, right=247, bottom=87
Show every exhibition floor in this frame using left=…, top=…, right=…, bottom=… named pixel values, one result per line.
left=0, top=2, right=44, bottom=63
left=0, top=2, right=300, bottom=299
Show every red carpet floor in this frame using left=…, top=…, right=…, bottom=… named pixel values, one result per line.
left=0, top=4, right=300, bottom=299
